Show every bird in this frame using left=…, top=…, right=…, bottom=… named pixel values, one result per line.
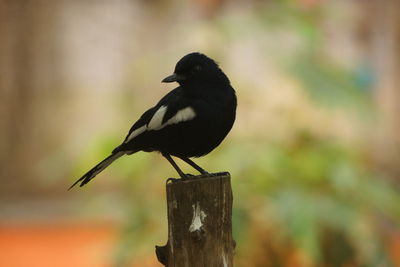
left=69, top=52, right=237, bottom=189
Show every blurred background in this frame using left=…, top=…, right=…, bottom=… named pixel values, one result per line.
left=1, top=0, right=400, bottom=266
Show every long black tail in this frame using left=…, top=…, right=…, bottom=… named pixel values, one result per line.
left=69, top=151, right=125, bottom=190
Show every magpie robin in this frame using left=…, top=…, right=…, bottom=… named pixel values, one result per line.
left=69, top=52, right=237, bottom=189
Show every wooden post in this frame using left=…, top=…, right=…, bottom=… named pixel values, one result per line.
left=156, top=172, right=235, bottom=267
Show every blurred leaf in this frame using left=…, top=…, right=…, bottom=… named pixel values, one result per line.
left=290, top=53, right=373, bottom=109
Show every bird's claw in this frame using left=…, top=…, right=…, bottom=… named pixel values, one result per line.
left=166, top=177, right=180, bottom=184
left=181, top=173, right=196, bottom=180
left=166, top=173, right=196, bottom=183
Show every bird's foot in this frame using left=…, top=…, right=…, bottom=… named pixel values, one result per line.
left=182, top=173, right=198, bottom=180
left=166, top=173, right=196, bottom=183
left=166, top=177, right=180, bottom=184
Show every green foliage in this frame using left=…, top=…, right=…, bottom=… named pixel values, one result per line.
left=226, top=133, right=399, bottom=266
left=290, top=53, right=374, bottom=109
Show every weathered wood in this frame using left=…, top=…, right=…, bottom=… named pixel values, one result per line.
left=156, top=172, right=235, bottom=267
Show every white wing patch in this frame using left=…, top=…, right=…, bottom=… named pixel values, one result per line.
left=148, top=105, right=168, bottom=130
left=124, top=105, right=196, bottom=143
left=148, top=105, right=196, bottom=131
left=163, top=107, right=196, bottom=128
left=126, top=125, right=147, bottom=142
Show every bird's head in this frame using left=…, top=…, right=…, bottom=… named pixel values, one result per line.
left=162, top=52, right=229, bottom=86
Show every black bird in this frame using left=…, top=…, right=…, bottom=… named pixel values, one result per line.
left=69, top=52, right=237, bottom=189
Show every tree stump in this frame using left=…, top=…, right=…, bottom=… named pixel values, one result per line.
left=156, top=172, right=235, bottom=267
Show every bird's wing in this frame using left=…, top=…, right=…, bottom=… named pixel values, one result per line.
left=113, top=87, right=196, bottom=152
left=122, top=107, right=158, bottom=143
left=148, top=87, right=195, bottom=130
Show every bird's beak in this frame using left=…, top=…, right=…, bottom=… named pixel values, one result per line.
left=162, top=73, right=183, bottom=83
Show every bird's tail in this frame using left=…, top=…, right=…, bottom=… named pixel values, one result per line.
left=68, top=151, right=125, bottom=190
